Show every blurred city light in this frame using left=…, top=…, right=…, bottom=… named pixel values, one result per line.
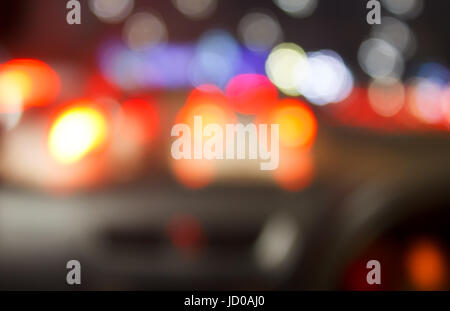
left=415, top=62, right=450, bottom=86
left=189, top=30, right=242, bottom=88
left=328, top=87, right=385, bottom=130
left=255, top=214, right=299, bottom=269
left=172, top=0, right=218, bottom=20
left=295, top=50, right=354, bottom=106
left=48, top=101, right=109, bottom=164
left=443, top=87, right=450, bottom=126
left=407, top=63, right=450, bottom=126
left=0, top=68, right=30, bottom=113
left=0, top=59, right=60, bottom=113
left=358, top=38, right=404, bottom=80
left=144, top=44, right=196, bottom=88
left=406, top=238, right=447, bottom=290
left=238, top=11, right=283, bottom=52
left=167, top=214, right=205, bottom=255
left=265, top=43, right=307, bottom=96
left=115, top=98, right=159, bottom=146
left=225, top=74, right=278, bottom=115
left=84, top=73, right=122, bottom=99
left=272, top=99, right=317, bottom=149
left=175, top=86, right=235, bottom=130
left=99, top=40, right=196, bottom=90
left=368, top=78, right=405, bottom=117
left=108, top=96, right=159, bottom=181
left=89, top=0, right=134, bottom=24
left=273, top=148, right=314, bottom=191
left=257, top=98, right=317, bottom=149
left=123, top=11, right=168, bottom=52
left=98, top=37, right=270, bottom=91
left=371, top=17, right=417, bottom=59
left=171, top=85, right=236, bottom=189
left=235, top=48, right=269, bottom=77
left=273, top=0, right=318, bottom=18
left=97, top=41, right=146, bottom=90
left=407, top=78, right=447, bottom=124
left=171, top=157, right=216, bottom=189
left=381, top=0, right=424, bottom=19
left=1, top=115, right=108, bottom=192
left=0, top=0, right=449, bottom=292
left=108, top=97, right=159, bottom=182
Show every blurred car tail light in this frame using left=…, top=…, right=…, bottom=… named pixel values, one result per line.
left=48, top=99, right=109, bottom=164
left=0, top=59, right=60, bottom=112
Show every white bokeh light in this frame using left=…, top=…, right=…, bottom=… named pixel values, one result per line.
left=295, top=50, right=354, bottom=106
left=123, top=12, right=168, bottom=51
left=371, top=17, right=417, bottom=59
left=172, top=0, right=218, bottom=20
left=408, top=78, right=447, bottom=124
left=238, top=12, right=283, bottom=52
left=381, top=0, right=424, bottom=19
left=358, top=38, right=404, bottom=80
left=89, top=0, right=134, bottom=23
left=273, top=0, right=318, bottom=18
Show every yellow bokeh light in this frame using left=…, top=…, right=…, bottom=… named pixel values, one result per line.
left=274, top=105, right=317, bottom=148
left=49, top=105, right=108, bottom=164
left=0, top=69, right=32, bottom=112
left=265, top=42, right=307, bottom=96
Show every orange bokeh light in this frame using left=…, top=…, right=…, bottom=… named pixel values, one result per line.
left=0, top=59, right=60, bottom=112
left=178, top=84, right=236, bottom=125
left=171, top=86, right=236, bottom=189
left=273, top=148, right=315, bottom=191
left=255, top=98, right=317, bottom=191
left=171, top=158, right=216, bottom=189
left=406, top=238, right=447, bottom=290
left=257, top=98, right=317, bottom=150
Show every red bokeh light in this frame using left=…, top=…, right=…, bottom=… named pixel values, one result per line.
left=116, top=97, right=160, bottom=146
left=167, top=214, right=205, bottom=256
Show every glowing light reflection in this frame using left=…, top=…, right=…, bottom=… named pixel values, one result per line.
left=48, top=101, right=109, bottom=164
